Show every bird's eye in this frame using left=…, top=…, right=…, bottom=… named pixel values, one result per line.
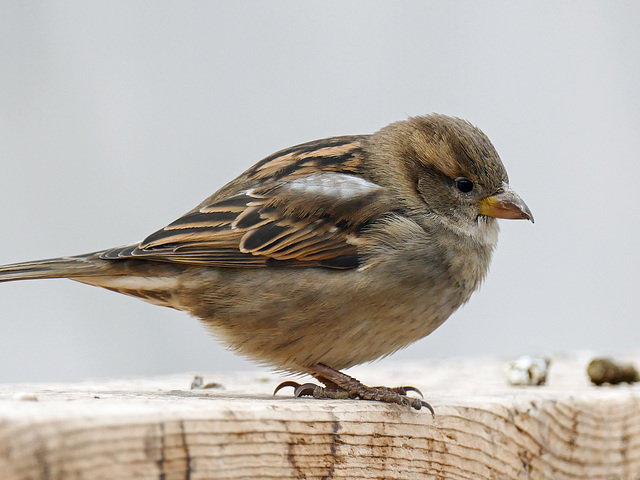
left=455, top=178, right=474, bottom=194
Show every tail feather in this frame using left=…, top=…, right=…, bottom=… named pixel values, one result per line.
left=0, top=251, right=186, bottom=309
left=0, top=253, right=109, bottom=283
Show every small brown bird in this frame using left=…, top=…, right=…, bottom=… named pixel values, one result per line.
left=0, top=114, right=532, bottom=412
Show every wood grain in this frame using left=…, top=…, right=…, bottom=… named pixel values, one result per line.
left=1, top=357, right=639, bottom=479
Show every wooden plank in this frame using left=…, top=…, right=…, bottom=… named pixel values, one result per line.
left=1, top=356, right=639, bottom=479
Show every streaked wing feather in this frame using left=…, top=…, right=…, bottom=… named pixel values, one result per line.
left=101, top=136, right=396, bottom=269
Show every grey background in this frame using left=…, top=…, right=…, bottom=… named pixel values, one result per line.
left=0, top=2, right=638, bottom=383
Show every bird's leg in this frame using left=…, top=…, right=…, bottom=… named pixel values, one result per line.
left=274, top=363, right=434, bottom=415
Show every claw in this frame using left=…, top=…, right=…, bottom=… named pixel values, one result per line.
left=402, top=396, right=426, bottom=413
left=273, top=381, right=302, bottom=396
left=395, top=385, right=424, bottom=398
left=420, top=400, right=435, bottom=418
left=294, top=383, right=319, bottom=397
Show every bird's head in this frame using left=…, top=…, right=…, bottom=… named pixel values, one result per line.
left=367, top=114, right=533, bottom=237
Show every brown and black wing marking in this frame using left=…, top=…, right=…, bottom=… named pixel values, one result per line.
left=102, top=136, right=396, bottom=269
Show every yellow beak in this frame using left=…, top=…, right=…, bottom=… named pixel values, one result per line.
left=478, top=186, right=534, bottom=222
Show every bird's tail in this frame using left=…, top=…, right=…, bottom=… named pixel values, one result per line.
left=0, top=253, right=110, bottom=283
left=0, top=251, right=187, bottom=308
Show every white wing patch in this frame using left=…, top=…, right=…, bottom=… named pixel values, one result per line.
left=284, top=173, right=380, bottom=199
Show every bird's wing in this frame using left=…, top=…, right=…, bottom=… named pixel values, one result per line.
left=101, top=173, right=395, bottom=269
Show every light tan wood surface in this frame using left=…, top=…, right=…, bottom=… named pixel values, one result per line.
left=1, top=356, right=639, bottom=479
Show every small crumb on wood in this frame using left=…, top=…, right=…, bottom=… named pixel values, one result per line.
left=11, top=392, right=38, bottom=401
left=587, top=358, right=639, bottom=385
left=504, top=356, right=550, bottom=386
left=190, top=375, right=223, bottom=390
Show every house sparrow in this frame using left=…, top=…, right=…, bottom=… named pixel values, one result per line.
left=0, top=114, right=532, bottom=412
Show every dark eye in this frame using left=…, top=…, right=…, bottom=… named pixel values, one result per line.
left=455, top=178, right=474, bottom=194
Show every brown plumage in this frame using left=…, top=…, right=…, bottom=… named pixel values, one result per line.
left=0, top=114, right=533, bottom=411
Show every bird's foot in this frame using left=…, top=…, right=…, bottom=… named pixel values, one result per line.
left=273, top=363, right=434, bottom=415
